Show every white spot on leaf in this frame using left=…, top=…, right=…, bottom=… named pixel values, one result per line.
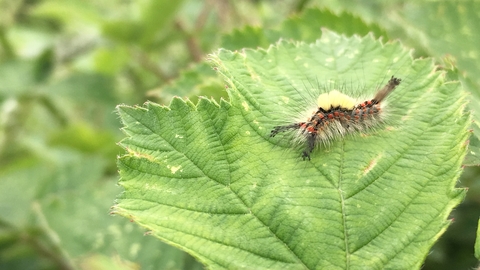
left=170, top=165, right=181, bottom=174
left=242, top=101, right=249, bottom=111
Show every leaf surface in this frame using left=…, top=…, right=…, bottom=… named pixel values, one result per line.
left=115, top=32, right=469, bottom=269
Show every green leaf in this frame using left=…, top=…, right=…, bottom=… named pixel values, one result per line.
left=317, top=1, right=480, bottom=165
left=102, top=20, right=144, bottom=44
left=397, top=2, right=480, bottom=87
left=47, top=122, right=118, bottom=162
left=139, top=0, right=184, bottom=47
left=393, top=2, right=480, bottom=165
left=464, top=125, right=480, bottom=166
left=114, top=32, right=469, bottom=269
left=0, top=150, right=202, bottom=269
left=147, top=62, right=226, bottom=104
left=33, top=48, right=55, bottom=83
left=462, top=75, right=480, bottom=166
left=31, top=0, right=103, bottom=26
left=221, top=8, right=388, bottom=50
left=0, top=60, right=37, bottom=97
left=102, top=0, right=184, bottom=48
left=277, top=8, right=388, bottom=42
left=93, top=45, right=130, bottom=75
left=476, top=219, right=480, bottom=260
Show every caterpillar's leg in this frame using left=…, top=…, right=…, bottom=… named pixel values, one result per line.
left=302, top=133, right=316, bottom=161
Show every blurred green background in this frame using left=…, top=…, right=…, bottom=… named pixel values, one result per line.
left=0, top=0, right=479, bottom=269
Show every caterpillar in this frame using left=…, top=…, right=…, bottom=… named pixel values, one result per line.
left=270, top=76, right=401, bottom=160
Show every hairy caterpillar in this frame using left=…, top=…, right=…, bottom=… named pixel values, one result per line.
left=270, top=76, right=401, bottom=160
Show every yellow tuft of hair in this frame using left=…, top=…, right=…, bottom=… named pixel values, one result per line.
left=317, top=90, right=356, bottom=110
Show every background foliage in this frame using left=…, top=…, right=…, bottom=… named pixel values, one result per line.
left=0, top=0, right=479, bottom=269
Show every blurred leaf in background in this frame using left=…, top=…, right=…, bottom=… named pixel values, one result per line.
left=0, top=0, right=479, bottom=269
